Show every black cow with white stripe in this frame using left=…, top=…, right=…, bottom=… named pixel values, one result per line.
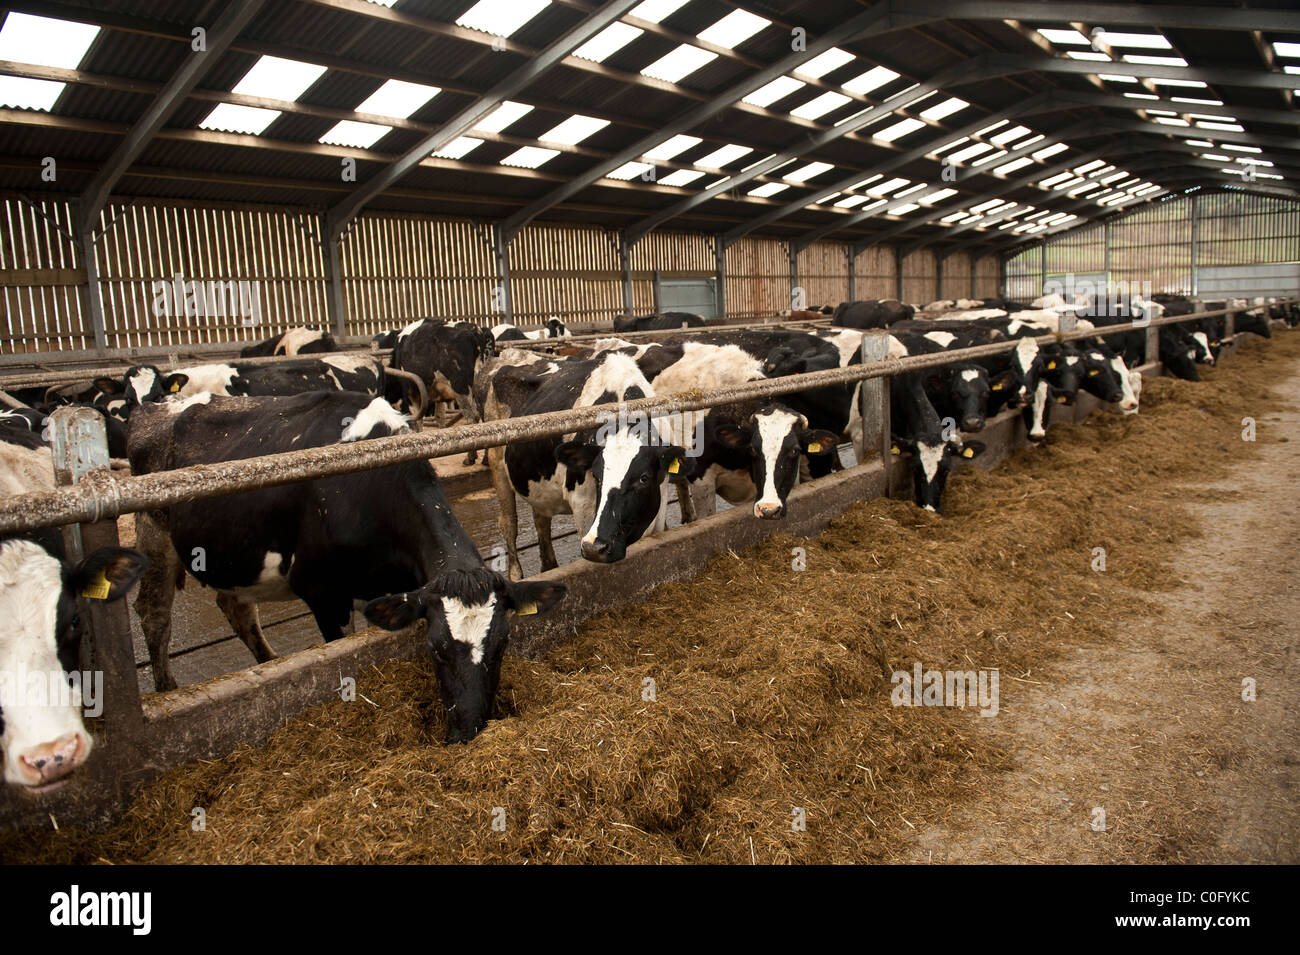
left=482, top=351, right=684, bottom=579
left=831, top=299, right=915, bottom=329
left=127, top=391, right=564, bottom=740
left=239, top=327, right=338, bottom=358
left=612, top=311, right=706, bottom=333
left=889, top=370, right=985, bottom=514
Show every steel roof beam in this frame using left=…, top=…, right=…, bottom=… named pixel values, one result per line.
left=710, top=92, right=1046, bottom=249
left=1019, top=88, right=1300, bottom=128
left=78, top=0, right=267, bottom=228
left=323, top=0, right=641, bottom=241
left=915, top=1, right=1300, bottom=32
left=988, top=53, right=1300, bottom=93
left=497, top=2, right=946, bottom=241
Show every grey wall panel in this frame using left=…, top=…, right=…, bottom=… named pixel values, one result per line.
left=1198, top=263, right=1300, bottom=298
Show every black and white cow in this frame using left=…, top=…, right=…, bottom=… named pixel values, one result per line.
left=482, top=352, right=683, bottom=579
left=620, top=340, right=837, bottom=521
left=492, top=316, right=569, bottom=342
left=391, top=319, right=495, bottom=421
left=889, top=370, right=985, bottom=514
left=239, top=326, right=338, bottom=358
left=0, top=434, right=147, bottom=790
left=831, top=299, right=915, bottom=329
left=127, top=390, right=564, bottom=739
left=153, top=355, right=386, bottom=402
left=612, top=312, right=705, bottom=333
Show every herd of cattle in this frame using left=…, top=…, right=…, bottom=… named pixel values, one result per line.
left=1, top=293, right=1294, bottom=793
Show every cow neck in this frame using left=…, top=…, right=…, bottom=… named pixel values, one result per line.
left=406, top=464, right=485, bottom=580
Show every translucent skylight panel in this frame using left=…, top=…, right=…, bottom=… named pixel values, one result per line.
left=843, top=65, right=899, bottom=94
left=1122, top=54, right=1186, bottom=66
left=1066, top=51, right=1112, bottom=61
left=743, top=76, right=805, bottom=107
left=1098, top=32, right=1171, bottom=48
left=232, top=56, right=326, bottom=102
left=0, top=13, right=99, bottom=69
left=875, top=118, right=925, bottom=142
left=0, top=77, right=65, bottom=111
left=606, top=162, right=652, bottom=180
left=660, top=168, right=704, bottom=187
left=1099, top=74, right=1139, bottom=83
left=870, top=177, right=911, bottom=195
left=1075, top=159, right=1108, bottom=173
left=319, top=120, right=393, bottom=148
left=540, top=114, right=609, bottom=145
left=941, top=210, right=970, bottom=222
left=847, top=175, right=883, bottom=190
left=695, top=144, right=751, bottom=168
left=1040, top=173, right=1078, bottom=188
left=641, top=44, right=716, bottom=82
left=1171, top=96, right=1223, bottom=105
left=1222, top=144, right=1261, bottom=153
left=946, top=142, right=994, bottom=164
left=791, top=91, right=851, bottom=119
left=784, top=161, right=833, bottom=182
left=748, top=182, right=789, bottom=197
left=1200, top=153, right=1232, bottom=162
left=893, top=183, right=927, bottom=198
left=456, top=0, right=550, bottom=37
left=920, top=97, right=968, bottom=121
left=1153, top=117, right=1190, bottom=126
left=199, top=103, right=281, bottom=135
left=890, top=203, right=920, bottom=215
left=835, top=194, right=871, bottom=208
left=932, top=137, right=970, bottom=155
left=698, top=10, right=770, bottom=49
left=1185, top=139, right=1215, bottom=147
left=995, top=157, right=1036, bottom=175
left=573, top=23, right=642, bottom=63
left=435, top=137, right=483, bottom=160
left=356, top=80, right=440, bottom=119
left=990, top=125, right=1031, bottom=145
left=795, top=48, right=855, bottom=79
left=1272, top=41, right=1300, bottom=57
left=1124, top=92, right=1159, bottom=99
left=918, top=187, right=957, bottom=203
left=1032, top=142, right=1069, bottom=160
left=473, top=101, right=533, bottom=133
left=1148, top=77, right=1207, bottom=87
left=1037, top=28, right=1089, bottom=45
left=501, top=146, right=560, bottom=168
left=644, top=134, right=701, bottom=161
left=971, top=149, right=1008, bottom=166
left=1197, top=120, right=1244, bottom=131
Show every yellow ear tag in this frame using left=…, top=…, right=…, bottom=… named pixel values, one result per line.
left=82, top=572, right=111, bottom=600
left=1089, top=368, right=1100, bottom=376
left=169, top=380, right=181, bottom=392
left=962, top=446, right=975, bottom=458
left=890, top=445, right=901, bottom=455
left=667, top=458, right=681, bottom=474
left=991, top=382, right=1003, bottom=391
left=517, top=601, right=538, bottom=616
left=1047, top=361, right=1057, bottom=370
left=806, top=442, right=822, bottom=453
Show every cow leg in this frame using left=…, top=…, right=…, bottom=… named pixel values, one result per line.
left=535, top=511, right=557, bottom=572
left=676, top=478, right=697, bottom=524
left=215, top=591, right=276, bottom=664
left=134, top=511, right=181, bottom=692
left=488, top=445, right=523, bottom=580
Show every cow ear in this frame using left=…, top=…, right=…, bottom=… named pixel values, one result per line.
left=555, top=441, right=599, bottom=477
left=958, top=440, right=986, bottom=461
left=93, top=377, right=122, bottom=395
left=657, top=445, right=687, bottom=476
left=506, top=580, right=567, bottom=617
left=713, top=424, right=751, bottom=450
left=989, top=371, right=1014, bottom=392
left=363, top=592, right=426, bottom=631
left=800, top=429, right=838, bottom=455
left=71, top=547, right=148, bottom=602
left=164, top=373, right=188, bottom=394
left=891, top=437, right=916, bottom=455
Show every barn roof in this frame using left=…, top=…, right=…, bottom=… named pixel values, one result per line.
left=1, top=0, right=1296, bottom=259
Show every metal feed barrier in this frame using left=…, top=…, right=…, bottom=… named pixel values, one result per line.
left=0, top=302, right=1286, bottom=828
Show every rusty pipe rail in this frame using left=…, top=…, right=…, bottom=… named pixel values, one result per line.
left=0, top=303, right=1283, bottom=537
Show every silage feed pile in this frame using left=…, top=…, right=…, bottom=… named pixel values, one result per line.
left=4, top=333, right=1298, bottom=864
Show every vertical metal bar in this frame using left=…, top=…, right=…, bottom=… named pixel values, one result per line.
left=324, top=215, right=346, bottom=338
left=935, top=253, right=945, bottom=302
left=970, top=252, right=980, bottom=300
left=846, top=244, right=856, bottom=301
left=49, top=407, right=145, bottom=748
left=788, top=243, right=799, bottom=308
left=857, top=329, right=890, bottom=470
left=1039, top=241, right=1047, bottom=299
left=1190, top=191, right=1199, bottom=296
left=714, top=235, right=726, bottom=320
left=77, top=223, right=107, bottom=354
left=652, top=268, right=662, bottom=314
left=894, top=250, right=904, bottom=301
left=619, top=232, right=634, bottom=316
left=492, top=223, right=513, bottom=324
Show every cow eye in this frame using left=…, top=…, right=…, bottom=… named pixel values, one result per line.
left=639, top=473, right=650, bottom=485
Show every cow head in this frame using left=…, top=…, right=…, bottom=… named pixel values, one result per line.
left=891, top=438, right=985, bottom=514
left=111, top=366, right=189, bottom=408
left=1080, top=347, right=1140, bottom=412
left=1039, top=346, right=1084, bottom=407
left=935, top=364, right=991, bottom=432
left=0, top=540, right=147, bottom=791
left=364, top=569, right=565, bottom=743
left=713, top=405, right=837, bottom=519
left=557, top=427, right=686, bottom=564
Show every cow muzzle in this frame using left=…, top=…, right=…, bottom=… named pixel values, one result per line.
left=753, top=501, right=786, bottom=520
left=962, top=416, right=985, bottom=432
left=15, top=732, right=88, bottom=791
left=581, top=537, right=619, bottom=562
